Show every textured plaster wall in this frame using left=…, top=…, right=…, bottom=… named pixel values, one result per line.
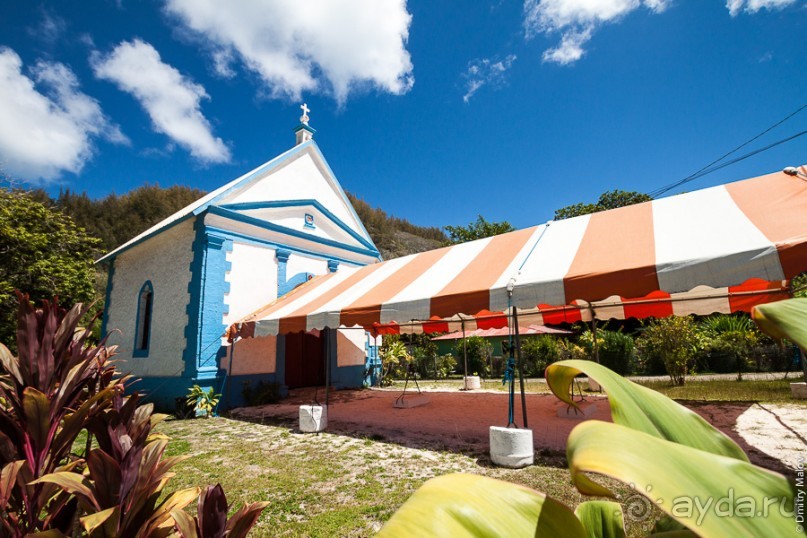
left=337, top=329, right=367, bottom=367
left=286, top=251, right=328, bottom=279
left=224, top=335, right=277, bottom=375
left=223, top=242, right=278, bottom=326
left=106, top=219, right=195, bottom=377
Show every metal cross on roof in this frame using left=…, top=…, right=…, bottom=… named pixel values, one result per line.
left=300, top=103, right=310, bottom=124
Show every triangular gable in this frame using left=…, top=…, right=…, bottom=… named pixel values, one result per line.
left=217, top=200, right=376, bottom=252
left=97, top=141, right=377, bottom=262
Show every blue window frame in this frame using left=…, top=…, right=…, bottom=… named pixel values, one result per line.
left=133, top=281, right=153, bottom=357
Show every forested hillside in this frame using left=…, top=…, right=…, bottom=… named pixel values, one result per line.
left=29, top=185, right=446, bottom=259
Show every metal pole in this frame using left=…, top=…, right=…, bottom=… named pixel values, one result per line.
left=589, top=307, right=600, bottom=364
left=325, top=329, right=331, bottom=407
left=462, top=319, right=468, bottom=381
left=513, top=306, right=528, bottom=428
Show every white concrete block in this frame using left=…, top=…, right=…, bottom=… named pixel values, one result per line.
left=463, top=376, right=481, bottom=390
left=489, top=426, right=534, bottom=468
left=791, top=383, right=807, bottom=399
left=299, top=405, right=328, bottom=432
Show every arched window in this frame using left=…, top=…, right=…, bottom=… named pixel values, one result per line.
left=134, top=281, right=153, bottom=357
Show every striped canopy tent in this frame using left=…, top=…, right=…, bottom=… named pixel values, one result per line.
left=227, top=166, right=807, bottom=341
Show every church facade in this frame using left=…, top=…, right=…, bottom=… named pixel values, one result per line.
left=98, top=110, right=381, bottom=410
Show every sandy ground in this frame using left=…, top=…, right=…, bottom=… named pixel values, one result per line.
left=231, top=387, right=806, bottom=474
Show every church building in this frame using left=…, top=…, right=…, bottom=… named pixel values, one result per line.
left=98, top=106, right=381, bottom=410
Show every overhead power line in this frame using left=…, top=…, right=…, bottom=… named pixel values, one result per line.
left=649, top=104, right=807, bottom=198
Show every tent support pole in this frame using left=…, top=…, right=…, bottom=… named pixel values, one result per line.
left=589, top=305, right=599, bottom=364
left=462, top=319, right=468, bottom=382
left=513, top=307, right=528, bottom=428
left=325, top=329, right=331, bottom=407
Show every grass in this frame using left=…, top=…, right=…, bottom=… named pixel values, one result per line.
left=388, top=373, right=805, bottom=403
left=637, top=378, right=803, bottom=403
left=157, top=416, right=653, bottom=537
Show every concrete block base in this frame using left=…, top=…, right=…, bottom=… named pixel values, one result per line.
left=489, top=426, right=534, bottom=468
left=557, top=403, right=599, bottom=420
left=299, top=405, right=328, bottom=433
left=463, top=376, right=481, bottom=390
left=791, top=382, right=807, bottom=399
left=393, top=395, right=430, bottom=408
left=587, top=378, right=601, bottom=392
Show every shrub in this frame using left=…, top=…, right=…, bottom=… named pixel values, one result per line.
left=242, top=380, right=282, bottom=406
left=0, top=294, right=267, bottom=535
left=520, top=335, right=560, bottom=376
left=598, top=330, right=636, bottom=375
left=380, top=337, right=413, bottom=383
left=187, top=385, right=221, bottom=418
left=700, top=315, right=758, bottom=379
left=637, top=316, right=701, bottom=385
left=453, top=335, right=492, bottom=377
left=415, top=350, right=457, bottom=379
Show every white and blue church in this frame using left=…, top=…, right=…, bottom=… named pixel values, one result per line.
left=98, top=107, right=381, bottom=410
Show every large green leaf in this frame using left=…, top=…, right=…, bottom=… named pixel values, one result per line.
left=377, top=473, right=587, bottom=537
left=566, top=420, right=796, bottom=537
left=574, top=501, right=626, bottom=538
left=545, top=360, right=748, bottom=461
left=752, top=298, right=807, bottom=349
left=33, top=471, right=100, bottom=511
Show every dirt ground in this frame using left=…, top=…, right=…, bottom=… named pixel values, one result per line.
left=231, top=386, right=806, bottom=474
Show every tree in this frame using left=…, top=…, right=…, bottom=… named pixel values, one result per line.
left=0, top=189, right=100, bottom=349
left=554, top=189, right=652, bottom=220
left=444, top=215, right=515, bottom=245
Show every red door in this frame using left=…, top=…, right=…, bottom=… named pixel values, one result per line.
left=284, top=332, right=326, bottom=388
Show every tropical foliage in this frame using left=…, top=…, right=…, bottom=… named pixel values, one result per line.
left=636, top=316, right=702, bottom=385
left=554, top=189, right=652, bottom=220
left=0, top=295, right=267, bottom=536
left=0, top=190, right=100, bottom=350
left=379, top=338, right=414, bottom=384
left=753, top=297, right=807, bottom=382
left=186, top=385, right=221, bottom=418
left=171, top=483, right=269, bottom=538
left=444, top=215, right=515, bottom=245
left=452, top=335, right=492, bottom=377
left=380, top=360, right=797, bottom=537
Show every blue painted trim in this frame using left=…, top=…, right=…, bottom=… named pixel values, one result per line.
left=207, top=205, right=380, bottom=257
left=276, top=248, right=313, bottom=296
left=182, top=220, right=233, bottom=380
left=96, top=213, right=193, bottom=263
left=293, top=123, right=316, bottom=134
left=194, top=141, right=314, bottom=215
left=327, top=260, right=339, bottom=273
left=310, top=141, right=378, bottom=258
left=133, top=280, right=154, bottom=357
left=100, top=259, right=115, bottom=338
left=218, top=199, right=377, bottom=252
left=204, top=226, right=365, bottom=266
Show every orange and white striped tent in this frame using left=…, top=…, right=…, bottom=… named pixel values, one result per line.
left=228, top=166, right=807, bottom=340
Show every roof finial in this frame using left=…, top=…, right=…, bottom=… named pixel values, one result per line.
left=300, top=102, right=310, bottom=125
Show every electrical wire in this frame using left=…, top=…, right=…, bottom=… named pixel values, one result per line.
left=649, top=104, right=807, bottom=198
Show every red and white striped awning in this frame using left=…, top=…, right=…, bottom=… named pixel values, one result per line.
left=228, top=166, right=806, bottom=339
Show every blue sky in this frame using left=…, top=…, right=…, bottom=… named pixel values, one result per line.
left=1, top=0, right=805, bottom=230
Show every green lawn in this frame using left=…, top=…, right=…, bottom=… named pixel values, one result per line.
left=158, top=374, right=802, bottom=536
left=158, top=416, right=652, bottom=537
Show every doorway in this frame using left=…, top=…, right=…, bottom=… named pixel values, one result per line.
left=284, top=331, right=326, bottom=388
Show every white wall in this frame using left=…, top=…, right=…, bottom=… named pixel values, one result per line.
left=224, top=335, right=277, bottom=375
left=106, top=218, right=195, bottom=377
left=224, top=242, right=278, bottom=326
left=337, top=328, right=367, bottom=367
left=287, top=251, right=328, bottom=279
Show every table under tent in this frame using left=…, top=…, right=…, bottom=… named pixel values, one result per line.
left=225, top=166, right=807, bottom=465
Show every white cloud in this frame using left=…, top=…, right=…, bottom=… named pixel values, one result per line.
left=27, top=7, right=67, bottom=45
left=524, top=0, right=671, bottom=65
left=462, top=54, right=517, bottom=102
left=92, top=39, right=231, bottom=163
left=542, top=27, right=592, bottom=64
left=0, top=48, right=126, bottom=181
left=727, top=0, right=798, bottom=16
left=164, top=0, right=414, bottom=104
